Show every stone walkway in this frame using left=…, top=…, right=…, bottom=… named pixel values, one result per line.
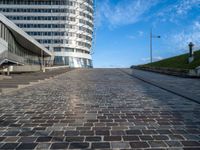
left=131, top=69, right=200, bottom=97
left=0, top=69, right=199, bottom=149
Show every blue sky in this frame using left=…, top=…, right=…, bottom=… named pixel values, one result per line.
left=92, top=0, right=200, bottom=68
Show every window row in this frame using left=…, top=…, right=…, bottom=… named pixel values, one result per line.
left=17, top=23, right=70, bottom=29
left=78, top=41, right=91, bottom=49
left=6, top=16, right=76, bottom=21
left=37, top=39, right=67, bottom=44
left=16, top=24, right=93, bottom=35
left=0, top=8, right=76, bottom=14
left=0, top=8, right=93, bottom=21
left=79, top=19, right=93, bottom=28
left=27, top=31, right=92, bottom=42
left=76, top=48, right=90, bottom=54
left=36, top=39, right=92, bottom=49
left=79, top=26, right=93, bottom=34
left=0, top=0, right=93, bottom=14
left=0, top=0, right=93, bottom=6
left=79, top=12, right=93, bottom=21
left=54, top=47, right=74, bottom=52
left=53, top=47, right=90, bottom=54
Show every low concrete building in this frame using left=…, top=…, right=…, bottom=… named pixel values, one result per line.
left=0, top=13, right=52, bottom=73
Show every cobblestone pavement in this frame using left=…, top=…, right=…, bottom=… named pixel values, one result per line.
left=0, top=69, right=200, bottom=149
left=131, top=69, right=200, bottom=98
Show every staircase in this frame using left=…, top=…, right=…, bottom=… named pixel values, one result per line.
left=0, top=68, right=73, bottom=95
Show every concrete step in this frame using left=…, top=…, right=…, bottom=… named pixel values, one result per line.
left=0, top=84, right=18, bottom=88
left=0, top=68, right=72, bottom=95
left=0, top=83, right=30, bottom=86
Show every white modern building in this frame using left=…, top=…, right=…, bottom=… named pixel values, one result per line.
left=0, top=0, right=94, bottom=68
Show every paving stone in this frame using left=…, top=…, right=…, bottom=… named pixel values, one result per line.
left=36, top=136, right=52, bottom=142
left=172, top=129, right=188, bottom=134
left=3, top=131, right=19, bottom=136
left=139, top=135, right=153, bottom=140
left=50, top=142, right=69, bottom=149
left=91, top=142, right=110, bottom=149
left=111, top=142, right=130, bottom=149
left=65, top=136, right=84, bottom=142
left=126, top=130, right=142, bottom=135
left=129, top=141, right=150, bottom=148
left=152, top=135, right=169, bottom=140
left=4, top=137, right=19, bottom=142
left=181, top=141, right=200, bottom=146
left=111, top=130, right=125, bottom=136
left=93, top=127, right=111, bottom=130
left=169, top=134, right=185, bottom=140
left=104, top=136, right=121, bottom=141
left=64, top=131, right=79, bottom=136
left=148, top=141, right=168, bottom=147
left=157, top=129, right=173, bottom=134
left=36, top=143, right=51, bottom=149
left=0, top=143, right=19, bottom=149
left=85, top=136, right=101, bottom=141
left=50, top=131, right=64, bottom=136
left=80, top=130, right=94, bottom=135
left=16, top=143, right=37, bottom=149
left=123, top=136, right=140, bottom=141
left=96, top=130, right=110, bottom=135
left=69, top=142, right=89, bottom=149
left=34, top=131, right=51, bottom=136
left=76, top=127, right=91, bottom=130
left=18, top=137, right=37, bottom=143
left=18, top=131, right=35, bottom=136
left=51, top=136, right=65, bottom=142
left=142, top=129, right=158, bottom=134
left=165, top=141, right=183, bottom=147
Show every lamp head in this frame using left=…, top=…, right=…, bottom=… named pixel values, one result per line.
left=189, top=42, right=194, bottom=47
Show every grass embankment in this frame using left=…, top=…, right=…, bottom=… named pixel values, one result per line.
left=142, top=50, right=200, bottom=70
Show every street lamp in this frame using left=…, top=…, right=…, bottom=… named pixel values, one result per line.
left=150, top=28, right=161, bottom=63
left=188, top=42, right=194, bottom=63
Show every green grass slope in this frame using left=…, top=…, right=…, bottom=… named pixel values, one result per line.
left=142, top=50, right=200, bottom=70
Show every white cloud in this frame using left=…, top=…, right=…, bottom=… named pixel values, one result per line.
left=97, top=0, right=158, bottom=27
left=138, top=31, right=144, bottom=37
left=127, top=35, right=136, bottom=40
left=169, top=21, right=200, bottom=51
left=127, top=30, right=144, bottom=40
left=96, top=0, right=200, bottom=28
left=156, top=0, right=200, bottom=23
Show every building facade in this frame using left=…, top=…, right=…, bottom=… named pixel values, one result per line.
left=0, top=13, right=51, bottom=72
left=0, top=0, right=94, bottom=68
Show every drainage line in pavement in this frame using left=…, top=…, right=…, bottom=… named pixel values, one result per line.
left=119, top=69, right=200, bottom=105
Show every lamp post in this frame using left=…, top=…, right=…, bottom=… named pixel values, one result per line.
left=150, top=28, right=161, bottom=63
